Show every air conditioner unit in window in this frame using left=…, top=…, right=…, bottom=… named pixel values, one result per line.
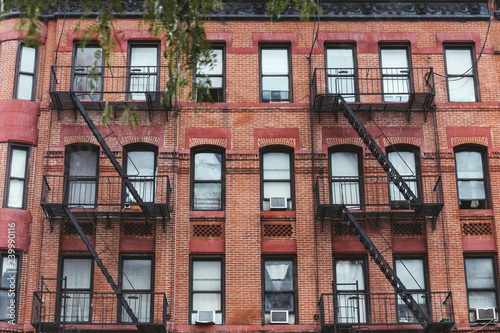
left=269, top=197, right=287, bottom=210
left=475, top=308, right=496, bottom=321
left=270, top=310, right=289, bottom=324
left=196, top=310, right=215, bottom=324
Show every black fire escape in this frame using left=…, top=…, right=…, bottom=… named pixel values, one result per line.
left=33, top=65, right=172, bottom=332
left=312, top=67, right=454, bottom=333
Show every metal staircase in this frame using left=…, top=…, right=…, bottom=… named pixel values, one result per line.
left=330, top=95, right=453, bottom=332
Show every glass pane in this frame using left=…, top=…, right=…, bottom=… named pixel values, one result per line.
left=458, top=180, right=486, bottom=200
left=198, top=49, right=223, bottom=75
left=127, top=151, right=155, bottom=176
left=262, top=76, right=289, bottom=91
left=193, top=261, right=221, bottom=291
left=265, top=261, right=293, bottom=291
left=67, top=180, right=96, bottom=206
left=456, top=151, right=484, bottom=179
left=448, top=77, right=476, bottom=102
left=131, top=47, right=158, bottom=67
left=1, top=256, right=17, bottom=288
left=20, top=46, right=36, bottom=73
left=383, top=76, right=410, bottom=102
left=193, top=293, right=221, bottom=311
left=335, top=260, right=365, bottom=290
left=327, top=76, right=355, bottom=102
left=75, top=47, right=101, bottom=68
left=395, top=259, right=425, bottom=290
left=7, top=179, right=24, bottom=208
left=62, top=259, right=92, bottom=289
left=262, top=49, right=288, bottom=74
left=10, top=149, right=27, bottom=178
left=337, top=293, right=367, bottom=323
left=397, top=292, right=427, bottom=323
left=195, top=153, right=222, bottom=180
left=263, top=182, right=291, bottom=199
left=125, top=179, right=155, bottom=203
left=331, top=152, right=358, bottom=177
left=122, top=259, right=151, bottom=290
left=17, top=74, right=33, bottom=100
left=326, top=49, right=354, bottom=70
left=389, top=151, right=416, bottom=176
left=0, top=290, right=13, bottom=319
left=263, top=153, right=290, bottom=179
left=265, top=293, right=294, bottom=311
left=122, top=293, right=151, bottom=322
left=69, top=150, right=97, bottom=176
left=60, top=292, right=90, bottom=322
left=381, top=49, right=408, bottom=69
left=194, top=183, right=222, bottom=210
left=446, top=49, right=473, bottom=75
left=468, top=291, right=497, bottom=309
left=465, top=258, right=495, bottom=289
left=130, top=75, right=157, bottom=100
left=331, top=181, right=360, bottom=207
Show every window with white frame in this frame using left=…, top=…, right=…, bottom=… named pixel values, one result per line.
left=14, top=44, right=38, bottom=101
left=455, top=148, right=489, bottom=209
left=261, top=149, right=294, bottom=211
left=260, top=46, right=291, bottom=102
left=444, top=45, right=478, bottom=102
left=3, top=144, right=30, bottom=209
left=190, top=258, right=223, bottom=324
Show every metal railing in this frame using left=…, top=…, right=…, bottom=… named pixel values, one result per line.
left=312, top=67, right=434, bottom=110
left=319, top=291, right=453, bottom=329
left=32, top=290, right=168, bottom=327
left=314, top=175, right=443, bottom=215
left=41, top=175, right=171, bottom=218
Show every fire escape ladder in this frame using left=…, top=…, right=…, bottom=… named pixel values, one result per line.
left=63, top=207, right=142, bottom=329
left=335, top=95, right=420, bottom=207
left=70, top=94, right=150, bottom=221
left=342, top=207, right=436, bottom=331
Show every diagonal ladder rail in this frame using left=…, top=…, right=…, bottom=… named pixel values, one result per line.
left=334, top=95, right=420, bottom=206
left=63, top=207, right=141, bottom=327
left=70, top=94, right=150, bottom=220
left=342, top=207, right=433, bottom=329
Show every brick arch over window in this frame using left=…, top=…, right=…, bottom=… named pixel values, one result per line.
left=64, top=136, right=98, bottom=146
left=122, top=136, right=160, bottom=147
left=383, top=137, right=421, bottom=149
left=326, top=138, right=364, bottom=149
left=258, top=138, right=295, bottom=149
left=451, top=137, right=488, bottom=148
left=189, top=138, right=227, bottom=149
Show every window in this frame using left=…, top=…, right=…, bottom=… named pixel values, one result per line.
left=72, top=43, right=103, bottom=101
left=330, top=147, right=362, bottom=209
left=444, top=45, right=479, bottom=102
left=334, top=258, right=367, bottom=323
left=387, top=147, right=420, bottom=208
left=123, top=145, right=157, bottom=203
left=120, top=256, right=153, bottom=323
left=59, top=257, right=93, bottom=322
left=326, top=46, right=357, bottom=102
left=394, top=257, right=428, bottom=323
left=190, top=257, right=224, bottom=324
left=128, top=44, right=159, bottom=100
left=380, top=46, right=411, bottom=102
left=14, top=44, right=38, bottom=101
left=464, top=256, right=498, bottom=321
left=260, top=46, right=291, bottom=102
left=0, top=252, right=20, bottom=322
left=455, top=148, right=489, bottom=209
left=3, top=144, right=30, bottom=209
left=196, top=45, right=225, bottom=102
left=64, top=144, right=99, bottom=208
left=262, top=257, right=297, bottom=324
left=191, top=147, right=224, bottom=211
left=261, top=149, right=294, bottom=211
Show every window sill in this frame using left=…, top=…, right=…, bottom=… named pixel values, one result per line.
left=190, top=211, right=225, bottom=218
left=459, top=209, right=493, bottom=216
left=261, top=211, right=296, bottom=217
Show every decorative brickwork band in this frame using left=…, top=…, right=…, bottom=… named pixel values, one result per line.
left=189, top=138, right=227, bottom=148
left=383, top=137, right=421, bottom=148
left=64, top=136, right=98, bottom=146
left=326, top=137, right=364, bottom=148
left=258, top=138, right=295, bottom=148
left=122, top=136, right=160, bottom=147
left=451, top=137, right=488, bottom=148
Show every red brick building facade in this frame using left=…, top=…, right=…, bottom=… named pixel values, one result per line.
left=0, top=1, right=499, bottom=332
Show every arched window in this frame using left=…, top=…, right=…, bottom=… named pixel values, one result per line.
left=329, top=146, right=362, bottom=209
left=387, top=146, right=421, bottom=208
left=191, top=146, right=225, bottom=211
left=64, top=144, right=99, bottom=208
left=454, top=146, right=490, bottom=209
left=123, top=145, right=157, bottom=203
left=261, top=147, right=294, bottom=211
